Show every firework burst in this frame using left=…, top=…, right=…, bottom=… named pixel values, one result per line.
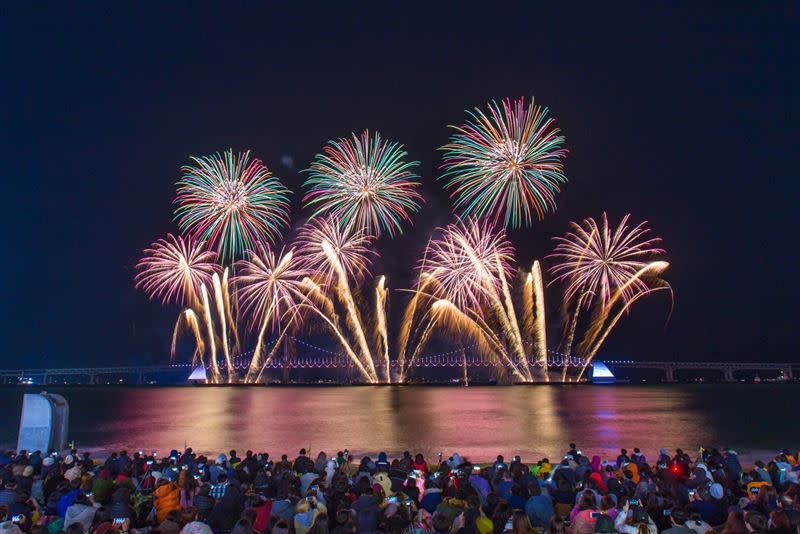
left=294, top=217, right=375, bottom=286
left=234, top=245, right=309, bottom=332
left=303, top=130, right=423, bottom=238
left=420, top=218, right=514, bottom=312
left=440, top=97, right=568, bottom=228
left=135, top=234, right=220, bottom=307
left=548, top=213, right=665, bottom=308
left=175, top=149, right=290, bottom=261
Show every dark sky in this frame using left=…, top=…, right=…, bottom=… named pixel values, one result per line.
left=1, top=3, right=797, bottom=368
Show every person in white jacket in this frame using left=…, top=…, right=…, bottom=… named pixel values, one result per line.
left=614, top=500, right=657, bottom=534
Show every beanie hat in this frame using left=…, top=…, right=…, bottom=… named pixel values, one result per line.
left=180, top=522, right=213, bottom=534
left=709, top=483, right=724, bottom=499
left=42, top=457, right=54, bottom=467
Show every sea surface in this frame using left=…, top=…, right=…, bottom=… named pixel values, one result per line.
left=0, top=384, right=797, bottom=463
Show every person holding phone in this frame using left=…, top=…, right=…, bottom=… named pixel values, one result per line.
left=614, top=500, right=657, bottom=534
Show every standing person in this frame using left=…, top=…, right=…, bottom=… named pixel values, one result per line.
left=294, top=450, right=315, bottom=475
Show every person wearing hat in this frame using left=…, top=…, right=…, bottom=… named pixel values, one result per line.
left=661, top=509, right=695, bottom=534
left=180, top=521, right=213, bottom=534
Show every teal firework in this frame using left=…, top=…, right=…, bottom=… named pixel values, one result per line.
left=175, top=149, right=290, bottom=261
left=440, top=97, right=568, bottom=228
left=303, top=130, right=423, bottom=238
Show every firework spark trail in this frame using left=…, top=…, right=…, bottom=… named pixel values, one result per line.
left=254, top=330, right=288, bottom=383
left=221, top=269, right=241, bottom=355
left=531, top=261, right=549, bottom=381
left=135, top=234, right=220, bottom=307
left=200, top=284, right=221, bottom=383
left=175, top=149, right=290, bottom=261
left=299, top=278, right=375, bottom=382
left=560, top=291, right=587, bottom=381
left=523, top=273, right=534, bottom=350
left=171, top=309, right=205, bottom=366
left=577, top=285, right=673, bottom=381
left=304, top=130, right=423, bottom=239
left=440, top=97, right=568, bottom=228
left=246, top=301, right=276, bottom=383
left=396, top=275, right=433, bottom=376
left=375, top=276, right=391, bottom=382
left=576, top=261, right=671, bottom=379
left=496, top=252, right=532, bottom=381
left=432, top=300, right=528, bottom=382
left=401, top=310, right=441, bottom=378
left=212, top=272, right=235, bottom=382
left=321, top=240, right=378, bottom=382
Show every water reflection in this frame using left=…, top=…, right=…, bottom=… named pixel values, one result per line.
left=0, top=385, right=795, bottom=462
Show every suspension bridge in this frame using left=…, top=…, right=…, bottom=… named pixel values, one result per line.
left=0, top=336, right=794, bottom=384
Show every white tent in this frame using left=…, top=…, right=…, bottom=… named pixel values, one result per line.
left=187, top=366, right=208, bottom=382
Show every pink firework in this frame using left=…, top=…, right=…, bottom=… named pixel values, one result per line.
left=294, top=217, right=375, bottom=287
left=135, top=234, right=221, bottom=306
left=420, top=218, right=514, bottom=311
left=548, top=213, right=665, bottom=308
left=234, top=245, right=309, bottom=332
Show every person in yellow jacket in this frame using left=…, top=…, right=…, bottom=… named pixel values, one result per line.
left=153, top=478, right=181, bottom=523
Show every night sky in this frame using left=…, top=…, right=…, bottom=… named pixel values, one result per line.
left=2, top=3, right=797, bottom=368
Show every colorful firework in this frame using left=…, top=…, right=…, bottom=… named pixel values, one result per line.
left=134, top=234, right=220, bottom=307
left=440, top=97, right=568, bottom=228
left=303, top=130, right=423, bottom=238
left=547, top=213, right=665, bottom=308
left=175, top=149, right=290, bottom=261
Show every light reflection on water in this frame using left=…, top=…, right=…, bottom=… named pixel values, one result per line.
left=0, top=385, right=796, bottom=463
